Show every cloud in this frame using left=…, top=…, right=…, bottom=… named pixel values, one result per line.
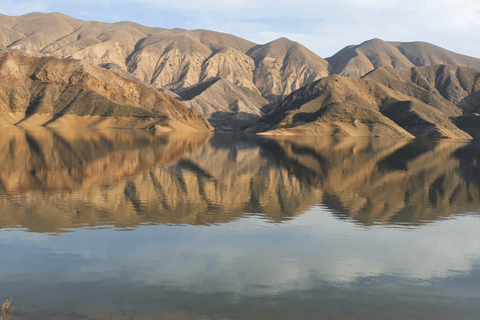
left=0, top=0, right=479, bottom=57
left=0, top=0, right=50, bottom=15
left=3, top=210, right=480, bottom=297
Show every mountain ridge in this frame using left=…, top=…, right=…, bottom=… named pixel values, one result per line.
left=1, top=12, right=480, bottom=135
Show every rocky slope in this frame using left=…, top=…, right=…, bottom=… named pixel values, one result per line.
left=327, top=38, right=480, bottom=78
left=363, top=65, right=480, bottom=136
left=0, top=52, right=212, bottom=131
left=245, top=75, right=472, bottom=139
left=0, top=13, right=329, bottom=127
left=247, top=37, right=330, bottom=105
left=0, top=129, right=479, bottom=231
left=177, top=77, right=268, bottom=130
left=2, top=12, right=480, bottom=133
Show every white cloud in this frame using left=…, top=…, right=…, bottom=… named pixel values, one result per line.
left=0, top=0, right=50, bottom=15
left=0, top=0, right=479, bottom=58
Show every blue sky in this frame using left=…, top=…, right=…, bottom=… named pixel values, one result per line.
left=1, top=0, right=479, bottom=58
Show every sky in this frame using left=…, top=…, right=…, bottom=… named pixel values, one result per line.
left=1, top=0, right=479, bottom=58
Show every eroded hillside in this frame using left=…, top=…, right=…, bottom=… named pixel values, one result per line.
left=0, top=13, right=330, bottom=128
left=1, top=13, right=480, bottom=134
left=0, top=52, right=212, bottom=131
left=245, top=75, right=472, bottom=139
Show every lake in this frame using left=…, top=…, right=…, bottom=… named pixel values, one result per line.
left=0, top=127, right=479, bottom=319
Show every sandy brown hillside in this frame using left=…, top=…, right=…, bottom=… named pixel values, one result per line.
left=247, top=37, right=330, bottom=104
left=327, top=38, right=480, bottom=78
left=245, top=75, right=472, bottom=139
left=0, top=52, right=213, bottom=131
left=391, top=42, right=480, bottom=68
left=3, top=12, right=480, bottom=132
left=327, top=39, right=414, bottom=78
left=178, top=77, right=268, bottom=130
left=364, top=65, right=480, bottom=113
left=0, top=13, right=329, bottom=128
left=363, top=65, right=480, bottom=136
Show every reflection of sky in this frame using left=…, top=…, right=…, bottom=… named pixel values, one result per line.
left=1, top=206, right=480, bottom=297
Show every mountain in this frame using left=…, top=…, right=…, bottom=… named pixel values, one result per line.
left=2, top=12, right=480, bottom=134
left=327, top=38, right=480, bottom=78
left=0, top=52, right=212, bottom=131
left=364, top=64, right=480, bottom=113
left=245, top=75, right=472, bottom=139
left=391, top=42, right=480, bottom=68
left=327, top=39, right=414, bottom=78
left=263, top=135, right=480, bottom=225
left=0, top=13, right=329, bottom=128
left=363, top=65, right=480, bottom=136
left=177, top=77, right=268, bottom=130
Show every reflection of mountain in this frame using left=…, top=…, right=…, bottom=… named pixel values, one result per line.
left=0, top=130, right=321, bottom=231
left=264, top=136, right=480, bottom=225
left=0, top=129, right=480, bottom=231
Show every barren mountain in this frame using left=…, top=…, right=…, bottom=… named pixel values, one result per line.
left=247, top=37, right=330, bottom=104
left=391, top=42, right=480, bottom=68
left=364, top=65, right=480, bottom=112
left=0, top=13, right=330, bottom=127
left=363, top=65, right=480, bottom=136
left=0, top=52, right=212, bottom=131
left=178, top=77, right=268, bottom=130
left=327, top=39, right=414, bottom=78
left=327, top=38, right=480, bottom=78
left=245, top=75, right=472, bottom=139
left=3, top=12, right=480, bottom=133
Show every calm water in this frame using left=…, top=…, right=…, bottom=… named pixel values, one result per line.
left=0, top=127, right=480, bottom=319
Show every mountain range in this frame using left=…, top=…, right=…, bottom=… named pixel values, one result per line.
left=1, top=12, right=480, bottom=137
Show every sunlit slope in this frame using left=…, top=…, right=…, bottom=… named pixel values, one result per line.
left=327, top=38, right=480, bottom=78
left=247, top=37, right=330, bottom=104
left=246, top=75, right=471, bottom=139
left=0, top=52, right=212, bottom=131
left=0, top=13, right=330, bottom=127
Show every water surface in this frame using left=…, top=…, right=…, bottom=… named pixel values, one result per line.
left=0, top=127, right=479, bottom=319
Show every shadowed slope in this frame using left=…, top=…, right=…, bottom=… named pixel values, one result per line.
left=364, top=65, right=480, bottom=137
left=247, top=37, right=330, bottom=104
left=245, top=75, right=471, bottom=139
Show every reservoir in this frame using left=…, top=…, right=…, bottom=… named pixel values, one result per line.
left=0, top=127, right=479, bottom=319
